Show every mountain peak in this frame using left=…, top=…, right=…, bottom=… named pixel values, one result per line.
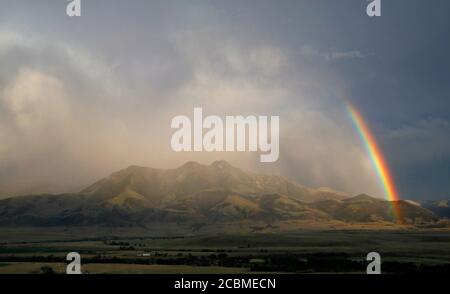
left=178, top=161, right=203, bottom=169
left=211, top=160, right=232, bottom=169
left=80, top=160, right=351, bottom=205
left=125, top=165, right=145, bottom=171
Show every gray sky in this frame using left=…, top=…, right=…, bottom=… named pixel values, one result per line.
left=0, top=0, right=449, bottom=200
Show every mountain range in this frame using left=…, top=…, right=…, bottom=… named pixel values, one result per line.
left=0, top=161, right=443, bottom=228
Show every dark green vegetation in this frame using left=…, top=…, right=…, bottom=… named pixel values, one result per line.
left=0, top=228, right=449, bottom=274
left=0, top=161, right=443, bottom=227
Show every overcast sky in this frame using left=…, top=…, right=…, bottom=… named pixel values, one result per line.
left=0, top=0, right=449, bottom=200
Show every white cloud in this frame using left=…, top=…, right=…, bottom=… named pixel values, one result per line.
left=2, top=68, right=68, bottom=130
left=297, top=45, right=372, bottom=61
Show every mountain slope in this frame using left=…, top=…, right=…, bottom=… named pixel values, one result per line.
left=81, top=160, right=346, bottom=206
left=0, top=161, right=440, bottom=227
left=312, top=194, right=437, bottom=223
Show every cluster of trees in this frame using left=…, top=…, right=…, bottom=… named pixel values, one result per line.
left=250, top=253, right=363, bottom=273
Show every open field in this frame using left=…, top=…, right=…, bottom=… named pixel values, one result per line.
left=0, top=227, right=449, bottom=273
left=0, top=263, right=249, bottom=274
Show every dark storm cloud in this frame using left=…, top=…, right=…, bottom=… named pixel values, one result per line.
left=0, top=0, right=449, bottom=199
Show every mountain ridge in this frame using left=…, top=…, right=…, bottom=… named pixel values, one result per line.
left=0, top=161, right=441, bottom=227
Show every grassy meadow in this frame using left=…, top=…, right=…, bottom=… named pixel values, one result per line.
left=0, top=227, right=449, bottom=274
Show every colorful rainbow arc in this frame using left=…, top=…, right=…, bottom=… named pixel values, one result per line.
left=347, top=103, right=403, bottom=222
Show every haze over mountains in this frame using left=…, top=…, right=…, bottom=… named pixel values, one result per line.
left=0, top=161, right=443, bottom=228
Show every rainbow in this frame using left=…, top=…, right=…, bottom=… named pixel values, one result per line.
left=346, top=103, right=403, bottom=222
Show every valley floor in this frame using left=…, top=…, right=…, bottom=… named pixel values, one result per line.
left=0, top=263, right=251, bottom=274
left=0, top=226, right=449, bottom=274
